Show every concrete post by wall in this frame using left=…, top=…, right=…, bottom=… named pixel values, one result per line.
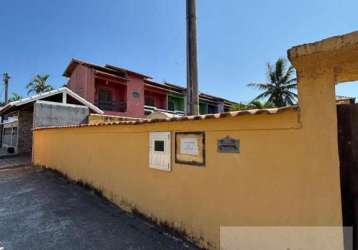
left=288, top=32, right=358, bottom=231
left=18, top=109, right=33, bottom=154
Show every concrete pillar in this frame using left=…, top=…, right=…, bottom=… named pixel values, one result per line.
left=62, top=92, right=67, bottom=104
left=287, top=32, right=358, bottom=250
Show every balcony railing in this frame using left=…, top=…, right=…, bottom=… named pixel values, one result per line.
left=95, top=100, right=127, bottom=112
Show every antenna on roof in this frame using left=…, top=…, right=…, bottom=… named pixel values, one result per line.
left=186, top=0, right=199, bottom=116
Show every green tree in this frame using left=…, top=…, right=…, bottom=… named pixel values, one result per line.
left=230, top=102, right=248, bottom=111
left=8, top=92, right=22, bottom=102
left=230, top=101, right=275, bottom=111
left=26, top=74, right=54, bottom=95
left=247, top=58, right=297, bottom=107
left=248, top=100, right=275, bottom=109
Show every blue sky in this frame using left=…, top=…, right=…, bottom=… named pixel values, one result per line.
left=1, top=0, right=358, bottom=103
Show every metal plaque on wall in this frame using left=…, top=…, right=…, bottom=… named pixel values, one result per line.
left=217, top=136, right=240, bottom=153
left=132, top=91, right=140, bottom=98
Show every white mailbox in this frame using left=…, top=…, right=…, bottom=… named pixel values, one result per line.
left=149, top=132, right=171, bottom=171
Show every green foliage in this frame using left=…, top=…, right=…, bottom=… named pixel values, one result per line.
left=26, top=74, right=54, bottom=95
left=8, top=92, right=22, bottom=102
left=230, top=102, right=249, bottom=111
left=248, top=100, right=275, bottom=109
left=247, top=58, right=297, bottom=107
left=230, top=101, right=275, bottom=111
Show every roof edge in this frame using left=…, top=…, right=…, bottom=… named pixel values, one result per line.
left=34, top=106, right=298, bottom=131
left=0, top=87, right=104, bottom=115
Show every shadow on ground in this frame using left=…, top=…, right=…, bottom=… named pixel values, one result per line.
left=0, top=154, right=31, bottom=170
left=0, top=167, right=199, bottom=250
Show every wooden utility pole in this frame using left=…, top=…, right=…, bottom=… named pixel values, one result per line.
left=186, top=0, right=199, bottom=115
left=3, top=73, right=10, bottom=104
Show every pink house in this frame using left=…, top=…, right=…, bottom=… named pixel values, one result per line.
left=64, top=59, right=235, bottom=118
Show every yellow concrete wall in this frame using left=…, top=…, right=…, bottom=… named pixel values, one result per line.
left=33, top=32, right=358, bottom=249
left=32, top=109, right=342, bottom=249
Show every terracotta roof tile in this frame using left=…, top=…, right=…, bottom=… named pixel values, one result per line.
left=34, top=106, right=298, bottom=131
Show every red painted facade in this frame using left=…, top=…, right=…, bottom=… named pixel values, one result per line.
left=144, top=86, right=167, bottom=110
left=122, top=73, right=145, bottom=117
left=68, top=64, right=95, bottom=103
left=67, top=62, right=147, bottom=117
left=64, top=59, right=235, bottom=118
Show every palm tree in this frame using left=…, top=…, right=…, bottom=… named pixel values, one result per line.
left=247, top=58, right=297, bottom=107
left=8, top=93, right=22, bottom=102
left=26, top=74, right=54, bottom=95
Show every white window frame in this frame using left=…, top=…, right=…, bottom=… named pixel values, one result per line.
left=2, top=121, right=19, bottom=150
